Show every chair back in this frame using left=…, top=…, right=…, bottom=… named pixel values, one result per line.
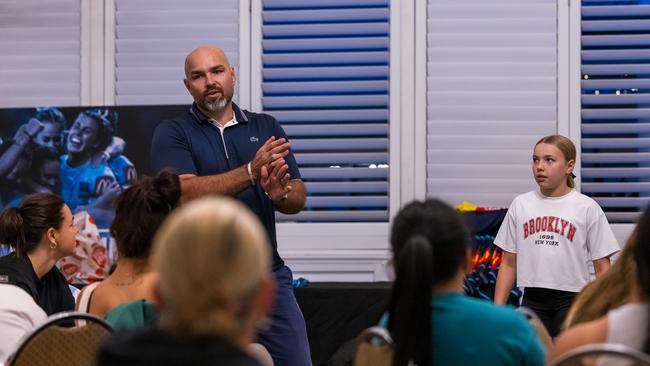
left=7, top=311, right=113, bottom=366
left=353, top=326, right=393, bottom=366
left=548, top=343, right=650, bottom=366
left=516, top=306, right=553, bottom=351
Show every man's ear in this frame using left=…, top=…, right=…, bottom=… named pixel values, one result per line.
left=183, top=78, right=190, bottom=92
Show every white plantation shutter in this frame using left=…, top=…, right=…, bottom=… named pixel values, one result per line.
left=261, top=0, right=390, bottom=222
left=581, top=1, right=650, bottom=223
left=113, top=0, right=239, bottom=105
left=425, top=0, right=557, bottom=207
left=0, top=0, right=81, bottom=107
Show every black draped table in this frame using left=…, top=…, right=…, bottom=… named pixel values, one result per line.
left=294, top=282, right=391, bottom=366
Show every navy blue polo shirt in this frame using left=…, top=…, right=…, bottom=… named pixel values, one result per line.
left=150, top=103, right=301, bottom=270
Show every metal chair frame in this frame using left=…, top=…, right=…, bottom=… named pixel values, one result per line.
left=7, top=311, right=113, bottom=366
left=549, top=343, right=650, bottom=366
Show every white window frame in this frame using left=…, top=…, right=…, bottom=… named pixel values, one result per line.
left=81, top=0, right=105, bottom=106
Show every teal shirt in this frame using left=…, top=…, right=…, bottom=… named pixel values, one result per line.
left=104, top=299, right=158, bottom=330
left=380, top=293, right=545, bottom=366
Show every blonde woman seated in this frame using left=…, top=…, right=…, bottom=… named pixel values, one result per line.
left=76, top=170, right=181, bottom=317
left=562, top=230, right=637, bottom=330
left=95, top=197, right=276, bottom=366
left=550, top=206, right=650, bottom=361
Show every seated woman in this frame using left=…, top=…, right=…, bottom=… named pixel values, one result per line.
left=76, top=170, right=181, bottom=317
left=95, top=197, right=275, bottom=366
left=563, top=229, right=637, bottom=329
left=550, top=205, right=650, bottom=361
left=0, top=283, right=46, bottom=362
left=383, top=199, right=545, bottom=366
left=0, top=193, right=78, bottom=315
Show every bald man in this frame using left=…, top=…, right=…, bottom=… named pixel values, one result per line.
left=151, top=46, right=311, bottom=366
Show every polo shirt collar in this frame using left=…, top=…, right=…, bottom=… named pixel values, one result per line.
left=189, top=102, right=249, bottom=125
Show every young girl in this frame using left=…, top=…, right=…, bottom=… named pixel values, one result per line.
left=494, top=134, right=620, bottom=337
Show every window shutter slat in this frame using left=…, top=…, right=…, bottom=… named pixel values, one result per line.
left=299, top=167, right=388, bottom=180
left=263, top=8, right=388, bottom=23
left=271, top=109, right=388, bottom=123
left=583, top=153, right=650, bottom=164
left=583, top=183, right=650, bottom=193
left=582, top=123, right=650, bottom=134
left=263, top=66, right=389, bottom=81
left=306, top=182, right=388, bottom=194
left=295, top=152, right=388, bottom=165
left=583, top=5, right=650, bottom=17
left=284, top=124, right=387, bottom=137
left=276, top=210, right=389, bottom=222
left=583, top=168, right=650, bottom=178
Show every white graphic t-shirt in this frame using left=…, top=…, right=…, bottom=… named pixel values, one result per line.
left=494, top=189, right=620, bottom=292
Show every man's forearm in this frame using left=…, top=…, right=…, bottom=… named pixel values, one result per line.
left=180, top=165, right=252, bottom=203
left=272, top=179, right=306, bottom=214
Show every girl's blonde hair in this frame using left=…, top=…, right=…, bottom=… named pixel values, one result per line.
left=535, top=135, right=577, bottom=188
left=151, top=196, right=270, bottom=339
left=563, top=230, right=636, bottom=329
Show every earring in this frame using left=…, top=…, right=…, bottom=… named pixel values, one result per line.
left=49, top=240, right=57, bottom=249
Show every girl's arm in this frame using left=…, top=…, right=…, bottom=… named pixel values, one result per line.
left=593, top=256, right=612, bottom=278
left=494, top=250, right=517, bottom=305
left=549, top=316, right=607, bottom=362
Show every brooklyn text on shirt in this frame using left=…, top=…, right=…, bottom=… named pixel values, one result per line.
left=523, top=216, right=576, bottom=243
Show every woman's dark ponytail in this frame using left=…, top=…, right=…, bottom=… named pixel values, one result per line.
left=388, top=235, right=433, bottom=366
left=388, top=199, right=470, bottom=366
